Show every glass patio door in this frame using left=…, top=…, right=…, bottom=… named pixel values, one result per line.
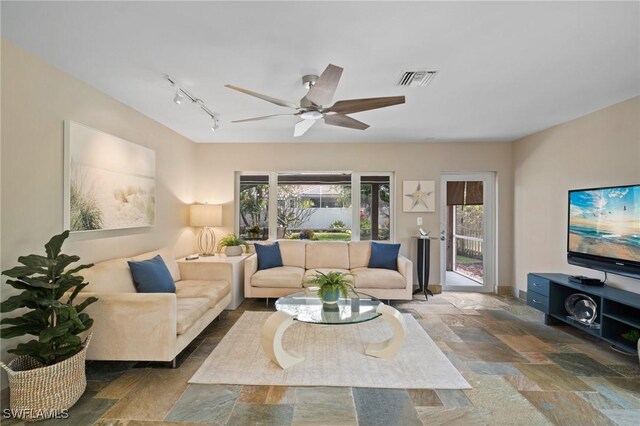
left=439, top=172, right=496, bottom=293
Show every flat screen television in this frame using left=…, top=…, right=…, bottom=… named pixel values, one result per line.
left=568, top=184, right=640, bottom=279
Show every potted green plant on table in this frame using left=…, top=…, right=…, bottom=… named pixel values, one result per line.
left=306, top=270, right=353, bottom=304
left=0, top=230, right=97, bottom=421
left=217, top=233, right=249, bottom=257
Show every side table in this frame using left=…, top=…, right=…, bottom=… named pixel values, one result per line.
left=177, top=254, right=248, bottom=310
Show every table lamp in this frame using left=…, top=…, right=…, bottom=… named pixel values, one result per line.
left=190, top=203, right=222, bottom=256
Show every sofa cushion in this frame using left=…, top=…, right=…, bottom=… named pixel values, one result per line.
left=306, top=242, right=350, bottom=270
left=251, top=266, right=304, bottom=288
left=255, top=242, right=284, bottom=270
left=130, top=247, right=181, bottom=282
left=175, top=280, right=230, bottom=308
left=349, top=241, right=371, bottom=269
left=128, top=255, right=176, bottom=293
left=83, top=257, right=136, bottom=293
left=368, top=242, right=401, bottom=270
left=176, top=297, right=211, bottom=335
left=303, top=269, right=353, bottom=286
left=351, top=267, right=406, bottom=289
left=278, top=240, right=306, bottom=268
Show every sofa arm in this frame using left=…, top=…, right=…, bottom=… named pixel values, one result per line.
left=72, top=291, right=177, bottom=361
left=244, top=254, right=258, bottom=295
left=178, top=261, right=232, bottom=282
left=397, top=255, right=413, bottom=289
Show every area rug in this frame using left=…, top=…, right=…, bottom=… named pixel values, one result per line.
left=189, top=311, right=471, bottom=389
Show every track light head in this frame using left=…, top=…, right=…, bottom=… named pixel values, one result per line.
left=210, top=117, right=220, bottom=132
left=173, top=91, right=185, bottom=105
left=165, top=74, right=219, bottom=132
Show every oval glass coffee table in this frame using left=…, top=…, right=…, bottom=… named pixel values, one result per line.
left=261, top=289, right=406, bottom=369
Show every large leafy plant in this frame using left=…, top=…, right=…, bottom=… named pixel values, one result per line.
left=306, top=270, right=353, bottom=299
left=1, top=231, right=97, bottom=365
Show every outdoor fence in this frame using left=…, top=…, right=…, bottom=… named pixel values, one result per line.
left=454, top=227, right=483, bottom=259
left=299, top=207, right=352, bottom=229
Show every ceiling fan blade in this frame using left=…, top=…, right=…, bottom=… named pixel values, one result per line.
left=324, top=114, right=370, bottom=130
left=325, top=96, right=405, bottom=115
left=231, top=114, right=294, bottom=123
left=294, top=119, right=317, bottom=137
left=225, top=84, right=298, bottom=109
left=304, top=64, right=344, bottom=106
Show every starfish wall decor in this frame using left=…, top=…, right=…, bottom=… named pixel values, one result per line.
left=403, top=181, right=435, bottom=212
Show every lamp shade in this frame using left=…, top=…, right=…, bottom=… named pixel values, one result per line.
left=190, top=204, right=222, bottom=227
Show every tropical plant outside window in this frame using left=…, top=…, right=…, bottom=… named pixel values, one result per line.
left=360, top=177, right=390, bottom=241
left=239, top=175, right=269, bottom=240
left=237, top=172, right=392, bottom=241
left=277, top=173, right=352, bottom=240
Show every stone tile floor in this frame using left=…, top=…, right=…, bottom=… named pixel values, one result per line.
left=2, top=292, right=639, bottom=425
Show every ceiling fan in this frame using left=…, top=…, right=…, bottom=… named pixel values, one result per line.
left=225, top=64, right=405, bottom=137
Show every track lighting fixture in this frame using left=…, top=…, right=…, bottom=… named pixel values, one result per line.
left=173, top=92, right=185, bottom=105
left=210, top=117, right=219, bottom=132
left=164, top=74, right=219, bottom=131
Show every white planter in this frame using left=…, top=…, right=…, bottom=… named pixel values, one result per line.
left=225, top=246, right=243, bottom=257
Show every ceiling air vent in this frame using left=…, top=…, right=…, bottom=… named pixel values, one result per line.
left=397, top=69, right=438, bottom=87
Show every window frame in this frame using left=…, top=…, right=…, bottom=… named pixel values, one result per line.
left=235, top=171, right=395, bottom=242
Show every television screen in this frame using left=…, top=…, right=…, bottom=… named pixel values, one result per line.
left=568, top=184, right=640, bottom=265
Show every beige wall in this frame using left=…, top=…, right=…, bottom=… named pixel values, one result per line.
left=1, top=40, right=197, bottom=387
left=513, top=96, right=640, bottom=294
left=194, top=142, right=514, bottom=289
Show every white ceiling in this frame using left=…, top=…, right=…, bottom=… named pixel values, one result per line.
left=2, top=1, right=639, bottom=143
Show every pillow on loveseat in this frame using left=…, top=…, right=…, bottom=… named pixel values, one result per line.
left=128, top=255, right=176, bottom=293
left=368, top=242, right=401, bottom=270
left=255, top=242, right=284, bottom=270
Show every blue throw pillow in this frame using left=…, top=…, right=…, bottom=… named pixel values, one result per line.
left=368, top=242, right=401, bottom=270
left=128, top=255, right=176, bottom=293
left=255, top=242, right=283, bottom=270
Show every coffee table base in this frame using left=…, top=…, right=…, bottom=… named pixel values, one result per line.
left=261, top=304, right=406, bottom=369
left=365, top=303, right=406, bottom=359
left=261, top=310, right=304, bottom=369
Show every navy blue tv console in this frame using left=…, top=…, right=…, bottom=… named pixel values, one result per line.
left=527, top=273, right=640, bottom=355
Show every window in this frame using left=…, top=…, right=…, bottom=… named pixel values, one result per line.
left=360, top=176, right=391, bottom=241
left=238, top=175, right=269, bottom=241
left=277, top=173, right=352, bottom=241
left=236, top=172, right=393, bottom=241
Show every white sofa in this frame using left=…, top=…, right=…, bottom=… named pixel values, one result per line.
left=244, top=240, right=413, bottom=300
left=72, top=248, right=230, bottom=364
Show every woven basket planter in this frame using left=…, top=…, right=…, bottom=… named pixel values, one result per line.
left=0, top=334, right=92, bottom=422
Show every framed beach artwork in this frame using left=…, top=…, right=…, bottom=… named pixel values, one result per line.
left=64, top=121, right=156, bottom=232
left=403, top=180, right=435, bottom=212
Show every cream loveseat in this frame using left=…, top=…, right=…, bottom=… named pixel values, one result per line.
left=72, top=248, right=230, bottom=364
left=244, top=240, right=413, bottom=300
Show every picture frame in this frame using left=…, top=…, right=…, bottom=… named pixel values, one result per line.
left=63, top=121, right=156, bottom=232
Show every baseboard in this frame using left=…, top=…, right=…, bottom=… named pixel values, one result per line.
left=497, top=285, right=517, bottom=297
left=518, top=289, right=527, bottom=300
left=427, top=284, right=442, bottom=294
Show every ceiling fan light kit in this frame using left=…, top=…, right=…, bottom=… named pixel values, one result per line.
left=226, top=64, right=406, bottom=137
left=164, top=74, right=219, bottom=132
